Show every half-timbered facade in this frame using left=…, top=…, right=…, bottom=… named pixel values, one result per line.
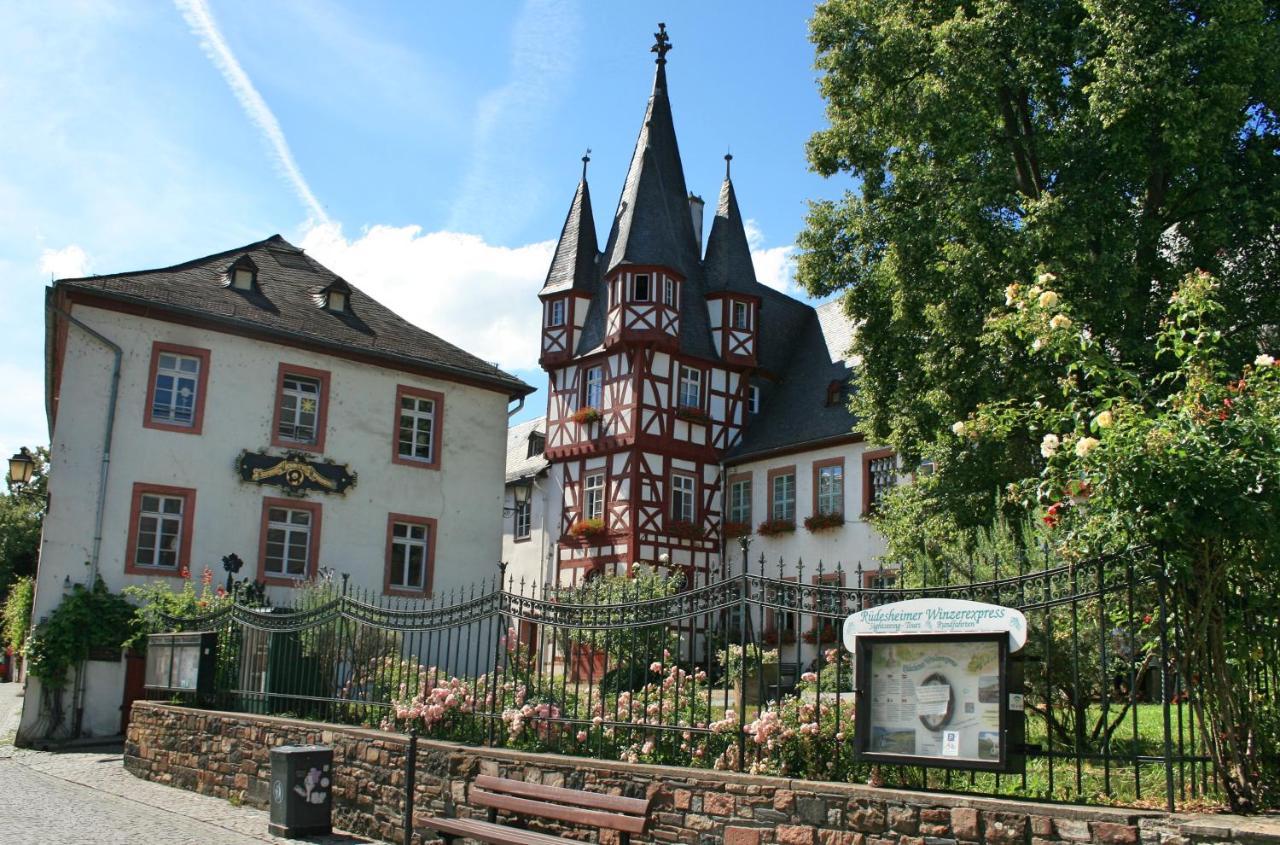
left=533, top=27, right=900, bottom=590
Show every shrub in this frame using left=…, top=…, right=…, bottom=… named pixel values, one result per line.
left=757, top=518, right=795, bottom=536
left=26, top=577, right=135, bottom=688
left=803, top=512, right=844, bottom=532
left=2, top=576, right=33, bottom=653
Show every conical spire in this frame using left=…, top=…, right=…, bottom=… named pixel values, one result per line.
left=601, top=24, right=700, bottom=280
left=703, top=162, right=759, bottom=292
left=541, top=154, right=599, bottom=294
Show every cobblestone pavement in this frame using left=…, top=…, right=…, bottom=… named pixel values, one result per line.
left=0, top=683, right=372, bottom=844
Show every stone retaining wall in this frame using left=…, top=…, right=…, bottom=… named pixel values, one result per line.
left=124, top=702, right=1276, bottom=845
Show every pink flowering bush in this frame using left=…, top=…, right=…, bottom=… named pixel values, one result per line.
left=734, top=683, right=856, bottom=779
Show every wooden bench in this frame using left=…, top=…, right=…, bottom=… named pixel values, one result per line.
left=417, top=774, right=653, bottom=844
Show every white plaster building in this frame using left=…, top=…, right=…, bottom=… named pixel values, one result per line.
left=25, top=235, right=530, bottom=740
left=499, top=417, right=562, bottom=591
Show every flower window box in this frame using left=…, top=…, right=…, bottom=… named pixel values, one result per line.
left=722, top=520, right=751, bottom=539
left=569, top=407, right=602, bottom=425
left=674, top=407, right=712, bottom=426
left=756, top=518, right=795, bottom=537
left=803, top=512, right=845, bottom=532
left=667, top=520, right=704, bottom=541
left=569, top=518, right=606, bottom=538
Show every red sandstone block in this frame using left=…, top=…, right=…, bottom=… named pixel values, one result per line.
left=952, top=808, right=981, bottom=841
left=726, top=827, right=763, bottom=845
left=673, top=789, right=693, bottom=810
left=1031, top=817, right=1055, bottom=838
left=705, top=792, right=736, bottom=816
left=778, top=825, right=818, bottom=845
left=984, top=813, right=1029, bottom=845
left=775, top=789, right=797, bottom=812
left=1090, top=823, right=1138, bottom=845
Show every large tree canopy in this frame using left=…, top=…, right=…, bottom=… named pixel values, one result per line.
left=798, top=0, right=1280, bottom=550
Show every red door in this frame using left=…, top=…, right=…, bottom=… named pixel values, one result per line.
left=120, top=653, right=146, bottom=736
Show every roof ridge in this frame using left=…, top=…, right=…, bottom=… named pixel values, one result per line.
left=54, top=234, right=293, bottom=283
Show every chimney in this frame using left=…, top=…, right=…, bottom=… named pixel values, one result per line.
left=688, top=193, right=705, bottom=252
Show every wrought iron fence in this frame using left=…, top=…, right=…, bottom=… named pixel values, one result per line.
left=150, top=547, right=1271, bottom=810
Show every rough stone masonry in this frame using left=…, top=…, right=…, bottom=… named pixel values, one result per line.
left=125, top=702, right=1280, bottom=845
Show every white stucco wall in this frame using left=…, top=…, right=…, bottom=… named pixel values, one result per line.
left=726, top=440, right=895, bottom=579
left=24, top=301, right=511, bottom=739
left=499, top=464, right=563, bottom=593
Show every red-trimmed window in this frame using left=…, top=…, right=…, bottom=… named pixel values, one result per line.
left=728, top=473, right=752, bottom=525
left=813, top=458, right=845, bottom=517
left=271, top=363, right=330, bottom=453
left=258, top=497, right=321, bottom=585
left=677, top=365, right=702, bottom=408
left=144, top=342, right=210, bottom=434
left=583, top=472, right=605, bottom=520
left=769, top=466, right=797, bottom=522
left=671, top=471, right=696, bottom=522
left=385, top=514, right=436, bottom=597
left=394, top=385, right=444, bottom=469
left=862, top=449, right=897, bottom=516
left=124, top=483, right=195, bottom=577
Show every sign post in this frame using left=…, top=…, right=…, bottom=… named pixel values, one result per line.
left=844, top=599, right=1028, bottom=773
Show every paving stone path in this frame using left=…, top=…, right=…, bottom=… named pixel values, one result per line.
left=0, top=683, right=371, bottom=844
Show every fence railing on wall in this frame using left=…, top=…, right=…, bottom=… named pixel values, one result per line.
left=152, top=547, right=1251, bottom=810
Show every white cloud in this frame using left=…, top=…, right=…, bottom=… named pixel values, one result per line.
left=174, top=0, right=330, bottom=225
left=744, top=218, right=797, bottom=293
left=38, top=244, right=90, bottom=280
left=0, top=359, right=47, bottom=462
left=300, top=223, right=554, bottom=372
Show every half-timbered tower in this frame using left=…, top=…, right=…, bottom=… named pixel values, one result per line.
left=538, top=25, right=809, bottom=585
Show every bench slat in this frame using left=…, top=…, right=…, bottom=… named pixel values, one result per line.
left=474, top=774, right=651, bottom=816
left=472, top=788, right=648, bottom=834
left=415, top=815, right=567, bottom=845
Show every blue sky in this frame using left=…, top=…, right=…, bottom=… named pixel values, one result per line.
left=0, top=1, right=851, bottom=461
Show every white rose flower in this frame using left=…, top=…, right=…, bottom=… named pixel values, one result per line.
left=1049, top=314, right=1073, bottom=330
left=1031, top=337, right=1044, bottom=351
left=1093, top=410, right=1114, bottom=429
left=1255, top=354, right=1275, bottom=367
left=1075, top=436, right=1100, bottom=458
left=1038, top=290, right=1059, bottom=309
left=1040, top=433, right=1060, bottom=458
left=1037, top=271, right=1057, bottom=285
left=1029, top=285, right=1043, bottom=298
left=1005, top=284, right=1020, bottom=306
left=951, top=421, right=967, bottom=436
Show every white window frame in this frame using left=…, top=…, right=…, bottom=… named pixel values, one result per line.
left=513, top=499, right=531, bottom=540
left=633, top=274, right=650, bottom=301
left=678, top=365, right=702, bottom=409
left=663, top=277, right=676, bottom=307
left=231, top=267, right=254, bottom=290
left=583, top=365, right=603, bottom=409
left=389, top=521, right=430, bottom=590
left=817, top=464, right=844, bottom=516
left=729, top=478, right=751, bottom=524
left=151, top=352, right=201, bottom=427
left=134, top=494, right=184, bottom=569
left=398, top=395, right=437, bottom=463
left=772, top=472, right=796, bottom=521
left=731, top=300, right=750, bottom=330
left=278, top=374, right=321, bottom=444
left=548, top=299, right=565, bottom=327
left=264, top=507, right=312, bottom=579
left=671, top=472, right=696, bottom=522
left=748, top=385, right=760, bottom=415
left=584, top=473, right=605, bottom=520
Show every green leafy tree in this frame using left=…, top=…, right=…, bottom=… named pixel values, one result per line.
left=798, top=1, right=1280, bottom=555
left=0, top=446, right=48, bottom=599
left=2, top=576, right=34, bottom=653
left=965, top=269, right=1280, bottom=811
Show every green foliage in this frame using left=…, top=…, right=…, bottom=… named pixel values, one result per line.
left=799, top=0, right=1280, bottom=547
left=2, top=575, right=33, bottom=652
left=123, top=573, right=231, bottom=652
left=0, top=446, right=48, bottom=600
left=561, top=569, right=683, bottom=673
left=965, top=270, right=1280, bottom=810
left=716, top=643, right=779, bottom=683
left=25, top=577, right=135, bottom=688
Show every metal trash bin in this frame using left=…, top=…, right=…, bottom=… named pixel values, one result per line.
left=268, top=744, right=334, bottom=838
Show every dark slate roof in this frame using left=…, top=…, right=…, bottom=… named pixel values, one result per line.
left=505, top=416, right=550, bottom=483
left=601, top=64, right=701, bottom=281
left=729, top=299, right=860, bottom=463
left=541, top=178, right=599, bottom=295
left=55, top=235, right=532, bottom=397
left=703, top=177, right=758, bottom=294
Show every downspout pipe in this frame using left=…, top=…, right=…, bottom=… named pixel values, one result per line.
left=50, top=304, right=122, bottom=583
left=507, top=394, right=526, bottom=418
left=49, top=303, right=121, bottom=739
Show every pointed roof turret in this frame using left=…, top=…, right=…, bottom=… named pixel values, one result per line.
left=541, top=151, right=600, bottom=295
left=703, top=157, right=759, bottom=293
left=601, top=23, right=701, bottom=281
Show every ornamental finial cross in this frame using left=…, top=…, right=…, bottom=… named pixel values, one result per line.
left=651, top=22, right=672, bottom=64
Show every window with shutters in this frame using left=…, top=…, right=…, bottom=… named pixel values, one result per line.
left=862, top=449, right=898, bottom=515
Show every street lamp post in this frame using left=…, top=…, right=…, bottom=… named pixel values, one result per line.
left=7, top=447, right=35, bottom=489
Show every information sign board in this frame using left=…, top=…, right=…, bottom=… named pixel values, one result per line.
left=848, top=600, right=1027, bottom=773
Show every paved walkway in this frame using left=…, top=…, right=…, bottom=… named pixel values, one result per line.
left=0, top=683, right=371, bottom=844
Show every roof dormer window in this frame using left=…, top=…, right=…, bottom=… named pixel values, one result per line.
left=527, top=431, right=545, bottom=458
left=320, top=278, right=352, bottom=313
left=227, top=255, right=258, bottom=291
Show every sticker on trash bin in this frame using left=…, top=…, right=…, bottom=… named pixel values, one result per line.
left=294, top=767, right=328, bottom=804
left=272, top=780, right=284, bottom=804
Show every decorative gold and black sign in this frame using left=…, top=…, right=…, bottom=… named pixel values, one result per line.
left=236, top=450, right=357, bottom=496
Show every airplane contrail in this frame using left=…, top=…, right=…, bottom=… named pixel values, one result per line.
left=175, top=0, right=331, bottom=225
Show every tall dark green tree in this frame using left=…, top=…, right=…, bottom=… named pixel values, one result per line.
left=0, top=446, right=48, bottom=599
left=798, top=0, right=1280, bottom=554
